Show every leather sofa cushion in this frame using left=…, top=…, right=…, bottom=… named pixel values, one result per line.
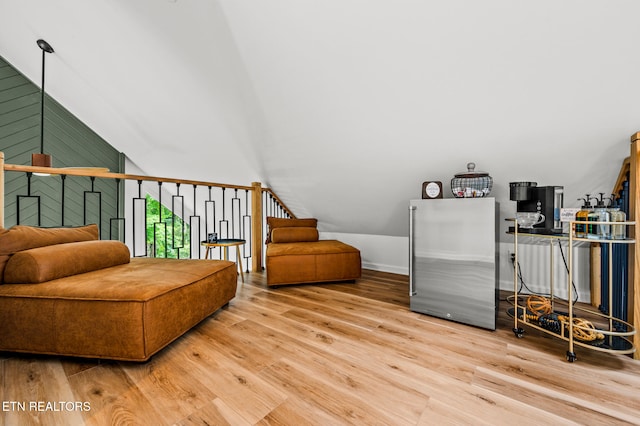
left=271, top=227, right=319, bottom=243
left=266, top=217, right=317, bottom=243
left=0, top=224, right=99, bottom=283
left=267, top=239, right=360, bottom=257
left=4, top=240, right=130, bottom=284
left=266, top=240, right=361, bottom=286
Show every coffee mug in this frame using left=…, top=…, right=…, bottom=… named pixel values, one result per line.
left=516, top=212, right=545, bottom=229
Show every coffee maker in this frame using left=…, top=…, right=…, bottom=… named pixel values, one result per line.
left=509, top=182, right=564, bottom=234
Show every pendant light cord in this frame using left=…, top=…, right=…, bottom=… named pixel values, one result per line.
left=37, top=39, right=54, bottom=155
left=40, top=48, right=46, bottom=154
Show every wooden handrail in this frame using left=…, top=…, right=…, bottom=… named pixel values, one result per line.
left=3, top=163, right=254, bottom=191
left=613, top=156, right=631, bottom=197
left=263, top=187, right=297, bottom=219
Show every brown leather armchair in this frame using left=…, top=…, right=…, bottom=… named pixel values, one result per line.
left=265, top=217, right=361, bottom=286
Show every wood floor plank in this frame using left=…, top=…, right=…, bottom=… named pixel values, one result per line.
left=2, top=357, right=85, bottom=426
left=255, top=396, right=343, bottom=426
left=249, top=289, right=384, bottom=331
left=259, top=358, right=408, bottom=425
left=2, top=269, right=640, bottom=425
left=473, top=365, right=639, bottom=425
left=280, top=306, right=480, bottom=383
left=220, top=317, right=437, bottom=409
left=276, top=351, right=429, bottom=424
left=418, top=397, right=495, bottom=426
left=60, top=359, right=101, bottom=379
left=121, top=343, right=219, bottom=424
left=226, top=294, right=527, bottom=421
left=159, top=325, right=289, bottom=424
left=473, top=345, right=640, bottom=423
left=420, top=382, right=585, bottom=426
left=208, top=304, right=251, bottom=327
left=67, top=364, right=166, bottom=426
left=175, top=397, right=252, bottom=426
left=192, top=320, right=282, bottom=374
left=211, top=316, right=431, bottom=424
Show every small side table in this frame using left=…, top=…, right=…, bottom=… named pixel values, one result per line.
left=201, top=239, right=246, bottom=282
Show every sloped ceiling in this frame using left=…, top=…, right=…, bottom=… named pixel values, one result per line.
left=2, top=0, right=640, bottom=239
left=0, top=0, right=267, bottom=184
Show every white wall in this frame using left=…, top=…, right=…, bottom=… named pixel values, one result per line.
left=1, top=1, right=639, bottom=265
left=320, top=231, right=408, bottom=275
left=221, top=0, right=640, bottom=239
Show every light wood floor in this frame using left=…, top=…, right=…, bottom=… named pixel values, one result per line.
left=2, top=269, right=640, bottom=425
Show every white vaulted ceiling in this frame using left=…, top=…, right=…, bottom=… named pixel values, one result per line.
left=1, top=0, right=640, bottom=239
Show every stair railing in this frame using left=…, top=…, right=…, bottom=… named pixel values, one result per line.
left=0, top=155, right=293, bottom=273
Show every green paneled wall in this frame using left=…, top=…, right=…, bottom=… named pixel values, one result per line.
left=0, top=55, right=123, bottom=237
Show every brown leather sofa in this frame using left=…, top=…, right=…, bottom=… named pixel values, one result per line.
left=0, top=224, right=237, bottom=361
left=265, top=217, right=361, bottom=286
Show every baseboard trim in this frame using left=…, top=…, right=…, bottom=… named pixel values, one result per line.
left=362, top=261, right=408, bottom=276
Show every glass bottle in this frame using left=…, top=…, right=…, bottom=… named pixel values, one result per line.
left=586, top=195, right=599, bottom=239
left=575, top=196, right=591, bottom=238
left=610, top=196, right=627, bottom=240
left=593, top=193, right=611, bottom=239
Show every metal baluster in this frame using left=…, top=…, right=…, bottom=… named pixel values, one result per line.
left=60, top=174, right=66, bottom=226
left=219, top=187, right=229, bottom=240
left=132, top=180, right=147, bottom=257
left=231, top=189, right=241, bottom=239
left=243, top=189, right=252, bottom=272
left=190, top=184, right=201, bottom=259
left=17, top=172, right=41, bottom=226
left=172, top=183, right=185, bottom=258
left=84, top=176, right=102, bottom=238
left=205, top=186, right=216, bottom=256
left=110, top=178, right=125, bottom=242
left=153, top=181, right=167, bottom=258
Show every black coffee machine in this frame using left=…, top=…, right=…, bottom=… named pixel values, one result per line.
left=509, top=182, right=564, bottom=234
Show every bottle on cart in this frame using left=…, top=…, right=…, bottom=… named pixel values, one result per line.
left=575, top=196, right=592, bottom=238
left=591, top=193, right=611, bottom=239
left=610, top=194, right=627, bottom=240
left=585, top=195, right=599, bottom=238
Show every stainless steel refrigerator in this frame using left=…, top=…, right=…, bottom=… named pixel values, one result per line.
left=409, top=198, right=498, bottom=330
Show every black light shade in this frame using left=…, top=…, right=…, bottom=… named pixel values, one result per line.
left=37, top=39, right=54, bottom=54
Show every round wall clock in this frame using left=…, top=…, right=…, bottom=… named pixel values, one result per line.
left=422, top=181, right=443, bottom=199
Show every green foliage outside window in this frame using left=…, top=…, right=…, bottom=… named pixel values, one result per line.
left=145, top=194, right=191, bottom=258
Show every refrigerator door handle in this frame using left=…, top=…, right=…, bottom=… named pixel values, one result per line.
left=409, top=205, right=417, bottom=296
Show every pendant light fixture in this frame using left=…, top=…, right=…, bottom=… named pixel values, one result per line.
left=32, top=38, right=54, bottom=169
left=29, top=39, right=110, bottom=176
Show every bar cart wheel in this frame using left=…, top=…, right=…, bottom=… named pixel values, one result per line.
left=566, top=351, right=577, bottom=363
left=513, top=327, right=525, bottom=338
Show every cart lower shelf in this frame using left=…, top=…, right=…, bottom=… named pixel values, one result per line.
left=507, top=307, right=635, bottom=354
